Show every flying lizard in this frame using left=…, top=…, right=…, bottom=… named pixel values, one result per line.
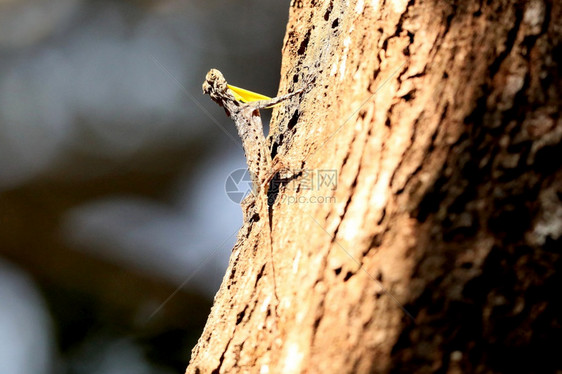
left=202, top=69, right=304, bottom=315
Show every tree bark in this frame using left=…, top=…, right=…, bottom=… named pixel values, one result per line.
left=186, top=0, right=561, bottom=373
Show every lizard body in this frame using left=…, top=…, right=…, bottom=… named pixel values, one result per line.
left=202, top=69, right=303, bottom=317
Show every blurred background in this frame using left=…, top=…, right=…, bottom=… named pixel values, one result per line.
left=0, top=0, right=291, bottom=372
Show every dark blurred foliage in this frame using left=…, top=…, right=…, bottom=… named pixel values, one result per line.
left=0, top=0, right=290, bottom=372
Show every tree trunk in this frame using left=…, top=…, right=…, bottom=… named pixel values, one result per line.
left=186, top=0, right=561, bottom=373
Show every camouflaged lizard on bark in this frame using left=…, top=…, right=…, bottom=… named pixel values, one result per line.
left=202, top=69, right=303, bottom=315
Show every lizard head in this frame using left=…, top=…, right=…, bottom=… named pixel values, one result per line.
left=202, top=69, right=238, bottom=116
left=202, top=69, right=228, bottom=97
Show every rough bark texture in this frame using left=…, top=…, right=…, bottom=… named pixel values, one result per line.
left=186, top=0, right=561, bottom=373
